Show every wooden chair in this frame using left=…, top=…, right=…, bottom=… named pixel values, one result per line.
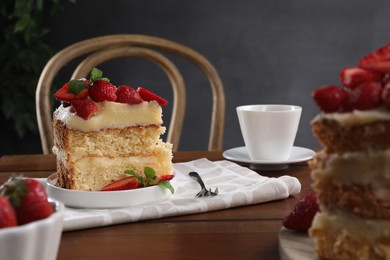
left=36, top=34, right=225, bottom=154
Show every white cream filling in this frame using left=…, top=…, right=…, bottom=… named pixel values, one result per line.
left=312, top=211, right=390, bottom=241
left=312, top=107, right=390, bottom=126
left=312, top=150, right=390, bottom=187
left=54, top=101, right=163, bottom=132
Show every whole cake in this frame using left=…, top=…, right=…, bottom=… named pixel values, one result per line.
left=309, top=44, right=390, bottom=259
left=52, top=68, right=173, bottom=191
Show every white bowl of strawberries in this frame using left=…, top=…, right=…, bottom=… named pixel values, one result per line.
left=0, top=177, right=64, bottom=260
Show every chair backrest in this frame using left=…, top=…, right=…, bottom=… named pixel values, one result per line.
left=36, top=34, right=225, bottom=154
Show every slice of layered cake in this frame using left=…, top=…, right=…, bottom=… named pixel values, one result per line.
left=309, top=44, right=390, bottom=259
left=52, top=68, right=173, bottom=191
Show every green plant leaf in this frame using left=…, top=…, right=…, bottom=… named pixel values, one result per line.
left=14, top=14, right=31, bottom=33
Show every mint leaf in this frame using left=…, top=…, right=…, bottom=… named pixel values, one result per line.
left=90, top=68, right=110, bottom=82
left=144, top=167, right=156, bottom=180
left=124, top=169, right=145, bottom=186
left=158, top=181, right=175, bottom=194
left=68, top=80, right=88, bottom=94
left=90, top=68, right=103, bottom=82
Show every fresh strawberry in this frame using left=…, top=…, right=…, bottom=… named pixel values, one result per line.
left=157, top=174, right=175, bottom=182
left=339, top=88, right=357, bottom=112
left=381, top=81, right=390, bottom=109
left=312, top=85, right=347, bottom=113
left=352, top=82, right=382, bottom=110
left=359, top=43, right=390, bottom=73
left=2, top=178, right=53, bottom=225
left=282, top=193, right=319, bottom=232
left=101, top=176, right=140, bottom=191
left=148, top=174, right=175, bottom=185
left=339, top=67, right=382, bottom=88
left=71, top=99, right=98, bottom=120
left=88, top=80, right=117, bottom=102
left=116, top=85, right=143, bottom=104
left=54, top=80, right=89, bottom=101
left=0, top=195, right=17, bottom=228
left=137, top=87, right=168, bottom=106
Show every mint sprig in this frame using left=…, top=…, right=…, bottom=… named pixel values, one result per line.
left=158, top=181, right=175, bottom=194
left=68, top=79, right=88, bottom=94
left=125, top=169, right=145, bottom=186
left=124, top=167, right=174, bottom=194
left=90, top=67, right=110, bottom=82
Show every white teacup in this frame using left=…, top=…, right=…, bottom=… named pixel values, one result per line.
left=236, top=104, right=302, bottom=161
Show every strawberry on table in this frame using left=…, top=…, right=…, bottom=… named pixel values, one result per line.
left=282, top=193, right=320, bottom=232
left=339, top=67, right=382, bottom=88
left=359, top=43, right=390, bottom=73
left=116, top=85, right=143, bottom=104
left=137, top=87, right=168, bottom=106
left=89, top=80, right=117, bottom=102
left=0, top=195, right=17, bottom=228
left=71, top=99, right=98, bottom=120
left=2, top=178, right=53, bottom=225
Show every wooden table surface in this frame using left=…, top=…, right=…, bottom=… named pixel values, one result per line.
left=0, top=151, right=313, bottom=260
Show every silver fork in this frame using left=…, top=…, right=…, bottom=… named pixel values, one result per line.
left=189, top=171, right=218, bottom=197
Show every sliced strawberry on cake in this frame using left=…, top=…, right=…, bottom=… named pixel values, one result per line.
left=71, top=99, right=98, bottom=120
left=137, top=87, right=168, bottom=106
left=339, top=67, right=382, bottom=88
left=359, top=43, right=390, bottom=73
left=116, top=85, right=143, bottom=104
left=54, top=79, right=89, bottom=101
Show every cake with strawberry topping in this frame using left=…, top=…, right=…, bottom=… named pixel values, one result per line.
left=52, top=68, right=173, bottom=191
left=309, top=44, right=390, bottom=259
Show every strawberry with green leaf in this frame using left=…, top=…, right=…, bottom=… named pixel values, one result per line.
left=1, top=178, right=53, bottom=225
left=54, top=79, right=89, bottom=102
left=101, top=167, right=175, bottom=194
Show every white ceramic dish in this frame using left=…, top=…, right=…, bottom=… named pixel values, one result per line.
left=0, top=199, right=64, bottom=260
left=223, top=146, right=315, bottom=170
left=278, top=227, right=316, bottom=260
left=46, top=173, right=176, bottom=209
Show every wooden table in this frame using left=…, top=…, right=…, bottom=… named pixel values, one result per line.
left=0, top=151, right=313, bottom=260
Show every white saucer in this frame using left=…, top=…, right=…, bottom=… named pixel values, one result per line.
left=223, top=146, right=315, bottom=170
left=45, top=173, right=176, bottom=209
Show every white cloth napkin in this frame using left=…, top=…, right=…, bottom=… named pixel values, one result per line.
left=62, top=159, right=301, bottom=231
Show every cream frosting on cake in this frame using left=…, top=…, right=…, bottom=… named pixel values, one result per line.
left=312, top=108, right=390, bottom=126
left=54, top=101, right=162, bottom=131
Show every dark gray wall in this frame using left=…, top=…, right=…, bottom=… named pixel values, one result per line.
left=3, top=0, right=390, bottom=154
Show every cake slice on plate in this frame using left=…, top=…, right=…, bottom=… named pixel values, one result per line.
left=52, top=68, right=173, bottom=191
